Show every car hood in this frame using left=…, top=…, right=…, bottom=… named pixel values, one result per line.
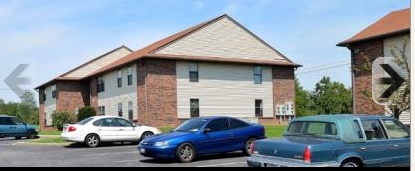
left=142, top=131, right=194, bottom=143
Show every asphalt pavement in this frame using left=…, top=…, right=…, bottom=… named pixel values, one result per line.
left=0, top=137, right=248, bottom=167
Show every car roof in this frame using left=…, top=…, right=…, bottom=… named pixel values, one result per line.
left=0, top=115, right=13, bottom=118
left=89, top=115, right=124, bottom=119
left=292, top=114, right=394, bottom=122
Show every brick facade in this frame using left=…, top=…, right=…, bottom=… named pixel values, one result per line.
left=56, top=81, right=90, bottom=112
left=350, top=39, right=385, bottom=114
left=258, top=66, right=296, bottom=125
left=137, top=59, right=179, bottom=127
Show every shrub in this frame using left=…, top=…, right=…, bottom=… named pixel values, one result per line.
left=78, top=106, right=96, bottom=121
left=52, top=111, right=76, bottom=131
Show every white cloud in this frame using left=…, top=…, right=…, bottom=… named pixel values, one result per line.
left=193, top=1, right=205, bottom=10
left=222, top=3, right=239, bottom=15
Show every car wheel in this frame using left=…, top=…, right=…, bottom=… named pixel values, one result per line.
left=85, top=134, right=100, bottom=148
left=27, top=131, right=36, bottom=139
left=141, top=131, right=154, bottom=140
left=243, top=138, right=256, bottom=156
left=176, top=143, right=195, bottom=163
left=341, top=160, right=360, bottom=167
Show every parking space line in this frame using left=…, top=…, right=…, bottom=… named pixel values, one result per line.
left=196, top=162, right=246, bottom=167
left=63, top=145, right=136, bottom=152
left=113, top=159, right=139, bottom=163
left=85, top=151, right=137, bottom=156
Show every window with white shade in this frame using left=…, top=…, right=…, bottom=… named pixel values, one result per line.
left=189, top=62, right=198, bottom=82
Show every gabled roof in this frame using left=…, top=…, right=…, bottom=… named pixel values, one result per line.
left=87, top=14, right=300, bottom=77
left=35, top=45, right=133, bottom=89
left=337, top=8, right=410, bottom=46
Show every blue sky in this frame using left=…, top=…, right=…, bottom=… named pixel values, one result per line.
left=0, top=0, right=410, bottom=102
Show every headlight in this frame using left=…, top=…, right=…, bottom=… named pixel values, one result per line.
left=154, top=142, right=169, bottom=147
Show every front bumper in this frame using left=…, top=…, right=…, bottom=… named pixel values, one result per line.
left=246, top=154, right=340, bottom=167
left=138, top=145, right=177, bottom=159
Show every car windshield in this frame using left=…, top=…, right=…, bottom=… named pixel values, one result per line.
left=78, top=117, right=94, bottom=125
left=174, top=118, right=209, bottom=132
left=285, top=121, right=337, bottom=136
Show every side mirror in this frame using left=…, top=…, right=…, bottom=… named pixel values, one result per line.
left=203, top=128, right=211, bottom=133
left=132, top=124, right=137, bottom=127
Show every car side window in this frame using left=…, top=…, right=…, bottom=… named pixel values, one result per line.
left=381, top=119, right=409, bottom=139
left=0, top=117, right=7, bottom=125
left=93, top=119, right=104, bottom=127
left=206, top=118, right=230, bottom=132
left=93, top=118, right=116, bottom=127
left=230, top=118, right=249, bottom=129
left=115, top=118, right=133, bottom=127
left=362, top=120, right=386, bottom=140
left=12, top=118, right=25, bottom=125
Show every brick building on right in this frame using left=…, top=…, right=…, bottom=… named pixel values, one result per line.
left=337, top=8, right=410, bottom=125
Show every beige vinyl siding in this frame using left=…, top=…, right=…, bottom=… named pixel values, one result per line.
left=64, top=48, right=132, bottom=78
left=383, top=35, right=410, bottom=125
left=155, top=17, right=286, bottom=61
left=176, top=61, right=273, bottom=119
left=97, top=64, right=138, bottom=120
left=44, top=85, right=56, bottom=126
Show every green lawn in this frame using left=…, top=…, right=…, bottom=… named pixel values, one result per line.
left=39, top=130, right=62, bottom=135
left=29, top=135, right=67, bottom=144
left=160, top=126, right=174, bottom=133
left=265, top=125, right=287, bottom=138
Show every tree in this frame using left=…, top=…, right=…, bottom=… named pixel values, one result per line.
left=386, top=36, right=410, bottom=119
left=295, top=78, right=317, bottom=117
left=78, top=106, right=96, bottom=121
left=313, top=76, right=352, bottom=114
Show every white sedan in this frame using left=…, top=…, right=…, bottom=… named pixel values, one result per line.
left=61, top=116, right=160, bottom=147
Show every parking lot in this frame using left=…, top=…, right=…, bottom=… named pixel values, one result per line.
left=0, top=137, right=248, bottom=167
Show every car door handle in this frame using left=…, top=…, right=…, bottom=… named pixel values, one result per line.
left=360, top=147, right=366, bottom=151
left=98, top=129, right=102, bottom=131
left=393, top=144, right=399, bottom=148
left=119, top=129, right=124, bottom=131
left=228, top=133, right=234, bottom=136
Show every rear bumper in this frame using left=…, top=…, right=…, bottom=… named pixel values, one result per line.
left=246, top=154, right=340, bottom=167
left=61, top=132, right=84, bottom=143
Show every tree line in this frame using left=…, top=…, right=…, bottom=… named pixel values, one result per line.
left=0, top=90, right=39, bottom=125
left=295, top=76, right=353, bottom=117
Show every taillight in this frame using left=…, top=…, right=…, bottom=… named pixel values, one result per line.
left=68, top=126, right=77, bottom=132
left=303, top=146, right=311, bottom=163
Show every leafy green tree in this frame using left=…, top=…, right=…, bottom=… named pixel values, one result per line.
left=295, top=78, right=317, bottom=117
left=313, top=76, right=352, bottom=114
left=52, top=110, right=77, bottom=131
left=78, top=106, right=96, bottom=121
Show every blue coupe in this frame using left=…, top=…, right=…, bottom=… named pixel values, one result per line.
left=138, top=116, right=266, bottom=162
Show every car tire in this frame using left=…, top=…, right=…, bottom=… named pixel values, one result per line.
left=140, top=131, right=154, bottom=140
left=341, top=159, right=360, bottom=167
left=27, top=131, right=36, bottom=139
left=85, top=134, right=100, bottom=148
left=243, top=138, right=256, bottom=156
left=176, top=143, right=196, bottom=163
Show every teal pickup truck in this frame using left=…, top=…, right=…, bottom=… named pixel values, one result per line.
left=247, top=114, right=410, bottom=167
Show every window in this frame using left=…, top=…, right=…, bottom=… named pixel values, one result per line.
left=230, top=118, right=249, bottom=129
left=255, top=99, right=263, bottom=117
left=127, top=67, right=133, bottom=86
left=118, top=103, right=123, bottom=117
left=98, top=106, right=105, bottom=116
left=189, top=62, right=199, bottom=82
left=115, top=118, right=133, bottom=127
left=11, top=118, right=25, bottom=125
left=381, top=119, right=409, bottom=139
left=128, top=101, right=133, bottom=120
left=94, top=118, right=116, bottom=127
left=254, top=66, right=262, bottom=84
left=190, top=99, right=199, bottom=117
left=97, top=77, right=105, bottom=92
left=43, top=92, right=47, bottom=102
left=362, top=120, right=386, bottom=140
left=51, top=85, right=56, bottom=99
left=117, top=70, right=122, bottom=88
left=287, top=121, right=337, bottom=135
left=205, top=118, right=230, bottom=132
left=78, top=118, right=94, bottom=125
